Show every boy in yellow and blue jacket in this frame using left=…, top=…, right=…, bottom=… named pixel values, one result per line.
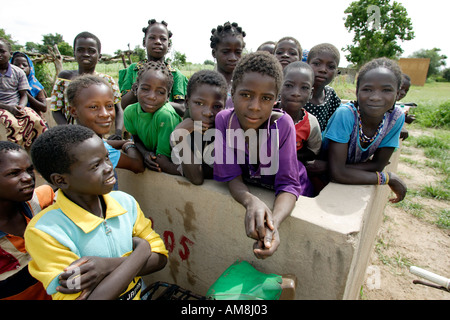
left=25, top=125, right=167, bottom=300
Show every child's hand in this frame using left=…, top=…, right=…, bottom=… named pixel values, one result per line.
left=252, top=226, right=280, bottom=259
left=176, top=118, right=195, bottom=134
left=405, top=114, right=416, bottom=124
left=143, top=151, right=161, bottom=172
left=56, top=256, right=111, bottom=299
left=387, top=172, right=407, bottom=203
left=244, top=197, right=274, bottom=245
left=8, top=105, right=26, bottom=117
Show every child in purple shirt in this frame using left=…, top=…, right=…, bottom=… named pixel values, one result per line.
left=214, top=52, right=312, bottom=260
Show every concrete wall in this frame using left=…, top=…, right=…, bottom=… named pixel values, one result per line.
left=24, top=99, right=398, bottom=299
left=116, top=150, right=399, bottom=300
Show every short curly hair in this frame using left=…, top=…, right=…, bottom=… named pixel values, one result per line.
left=210, top=22, right=246, bottom=50
left=142, top=19, right=173, bottom=47
left=0, top=141, right=23, bottom=164
left=307, top=43, right=340, bottom=65
left=186, top=69, right=228, bottom=99
left=231, top=51, right=283, bottom=96
left=357, top=57, right=403, bottom=91
left=132, top=60, right=174, bottom=94
left=275, top=36, right=302, bottom=55
left=283, top=61, right=315, bottom=81
left=30, top=125, right=96, bottom=183
left=73, top=31, right=101, bottom=54
left=66, top=74, right=111, bottom=106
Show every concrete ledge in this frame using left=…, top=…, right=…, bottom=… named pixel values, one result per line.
left=35, top=98, right=399, bottom=299
left=116, top=149, right=399, bottom=300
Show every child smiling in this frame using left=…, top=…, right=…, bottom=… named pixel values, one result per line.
left=25, top=125, right=167, bottom=300
left=124, top=61, right=182, bottom=175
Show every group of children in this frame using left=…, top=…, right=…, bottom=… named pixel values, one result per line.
left=0, top=19, right=409, bottom=300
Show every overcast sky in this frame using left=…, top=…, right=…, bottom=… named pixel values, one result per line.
left=3, top=0, right=449, bottom=68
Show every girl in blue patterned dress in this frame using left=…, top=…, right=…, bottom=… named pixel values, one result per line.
left=321, top=57, right=407, bottom=203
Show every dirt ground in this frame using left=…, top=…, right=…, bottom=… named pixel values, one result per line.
left=362, top=129, right=450, bottom=300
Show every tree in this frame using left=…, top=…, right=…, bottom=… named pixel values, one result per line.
left=410, top=48, right=447, bottom=78
left=25, top=33, right=73, bottom=56
left=443, top=68, right=450, bottom=82
left=0, top=28, right=22, bottom=51
left=343, top=0, right=414, bottom=69
left=172, top=51, right=187, bottom=68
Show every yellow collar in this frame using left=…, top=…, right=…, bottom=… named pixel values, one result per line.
left=56, top=190, right=127, bottom=233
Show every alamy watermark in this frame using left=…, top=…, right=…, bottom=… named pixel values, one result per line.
left=66, top=266, right=82, bottom=290
left=367, top=5, right=381, bottom=30
left=170, top=121, right=280, bottom=175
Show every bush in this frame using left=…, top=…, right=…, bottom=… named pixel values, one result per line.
left=442, top=68, right=450, bottom=82
left=414, top=101, right=450, bottom=129
left=34, top=62, right=56, bottom=96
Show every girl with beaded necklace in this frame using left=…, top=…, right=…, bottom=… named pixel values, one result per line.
left=320, top=57, right=407, bottom=203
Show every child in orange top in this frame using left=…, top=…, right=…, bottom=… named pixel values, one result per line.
left=0, top=141, right=54, bottom=300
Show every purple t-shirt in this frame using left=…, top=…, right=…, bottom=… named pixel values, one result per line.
left=213, top=108, right=306, bottom=198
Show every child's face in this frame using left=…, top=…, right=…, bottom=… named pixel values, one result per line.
left=213, top=35, right=244, bottom=75
left=0, top=41, right=11, bottom=66
left=74, top=37, right=100, bottom=70
left=258, top=43, right=275, bottom=55
left=397, top=80, right=410, bottom=101
left=187, top=84, right=226, bottom=132
left=62, top=135, right=116, bottom=196
left=0, top=149, right=35, bottom=203
left=145, top=23, right=170, bottom=60
left=12, top=56, right=30, bottom=76
left=280, top=68, right=314, bottom=113
left=232, top=72, right=278, bottom=131
left=137, top=69, right=169, bottom=113
left=357, top=67, right=400, bottom=119
left=308, top=51, right=338, bottom=87
left=70, top=84, right=115, bottom=136
left=275, top=40, right=300, bottom=69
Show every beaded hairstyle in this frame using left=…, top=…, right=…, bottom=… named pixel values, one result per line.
left=142, top=19, right=173, bottom=47
left=132, top=60, right=174, bottom=94
left=210, top=22, right=246, bottom=50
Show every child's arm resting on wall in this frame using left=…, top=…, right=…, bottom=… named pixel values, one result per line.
left=328, top=141, right=406, bottom=202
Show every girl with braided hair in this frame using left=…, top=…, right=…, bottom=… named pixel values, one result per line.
left=119, top=19, right=188, bottom=116
left=210, top=21, right=246, bottom=109
left=123, top=61, right=182, bottom=175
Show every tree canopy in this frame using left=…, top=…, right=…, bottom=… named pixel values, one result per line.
left=343, top=0, right=415, bottom=69
left=410, top=48, right=447, bottom=78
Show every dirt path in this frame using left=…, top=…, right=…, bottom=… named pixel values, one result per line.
left=362, top=129, right=450, bottom=300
